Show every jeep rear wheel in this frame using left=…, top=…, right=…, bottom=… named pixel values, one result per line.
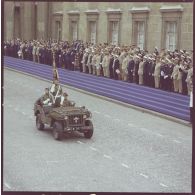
left=36, top=114, right=44, bottom=130
left=84, top=120, right=93, bottom=139
left=53, top=121, right=63, bottom=141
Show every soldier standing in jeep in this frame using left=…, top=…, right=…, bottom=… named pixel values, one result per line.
left=49, top=79, right=63, bottom=107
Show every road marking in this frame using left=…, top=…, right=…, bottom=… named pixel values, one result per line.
left=121, top=163, right=129, bottom=168
left=173, top=140, right=182, bottom=144
left=77, top=141, right=84, bottom=144
left=94, top=111, right=100, bottom=114
left=22, top=112, right=26, bottom=115
left=156, top=133, right=163, bottom=137
left=14, top=108, right=19, bottom=112
left=114, top=118, right=120, bottom=122
left=140, top=127, right=150, bottom=132
left=160, top=183, right=168, bottom=187
left=90, top=146, right=98, bottom=151
left=4, top=182, right=11, bottom=189
left=160, top=154, right=169, bottom=157
left=103, top=154, right=113, bottom=160
left=128, top=123, right=135, bottom=127
left=104, top=114, right=111, bottom=118
left=140, top=173, right=149, bottom=179
left=46, top=161, right=58, bottom=164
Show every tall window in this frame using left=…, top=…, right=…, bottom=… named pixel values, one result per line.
left=34, top=3, right=37, bottom=39
left=111, top=21, right=119, bottom=45
left=137, top=21, right=145, bottom=50
left=165, top=22, right=177, bottom=51
left=55, top=21, right=62, bottom=41
left=14, top=6, right=21, bottom=38
left=71, top=21, right=78, bottom=41
left=89, top=21, right=96, bottom=44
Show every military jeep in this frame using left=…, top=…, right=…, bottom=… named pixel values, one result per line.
left=34, top=99, right=93, bottom=140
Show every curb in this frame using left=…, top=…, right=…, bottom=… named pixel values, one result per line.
left=5, top=66, right=191, bottom=127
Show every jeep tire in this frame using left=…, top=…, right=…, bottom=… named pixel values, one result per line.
left=53, top=121, right=63, bottom=141
left=36, top=114, right=44, bottom=130
left=84, top=120, right=93, bottom=139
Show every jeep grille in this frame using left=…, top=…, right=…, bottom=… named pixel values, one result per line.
left=68, top=115, right=83, bottom=126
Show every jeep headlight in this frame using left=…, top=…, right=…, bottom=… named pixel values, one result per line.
left=64, top=116, right=68, bottom=120
left=83, top=115, right=87, bottom=119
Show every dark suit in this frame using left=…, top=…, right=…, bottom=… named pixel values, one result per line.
left=134, top=61, right=139, bottom=84
left=127, top=59, right=135, bottom=83
left=109, top=56, right=114, bottom=79
left=143, top=61, right=149, bottom=86
left=113, top=58, right=120, bottom=80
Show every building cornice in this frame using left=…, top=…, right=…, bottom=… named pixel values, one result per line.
left=129, top=6, right=150, bottom=13
left=160, top=5, right=184, bottom=12
left=106, top=8, right=122, bottom=14
left=85, top=9, right=99, bottom=14
left=53, top=11, right=63, bottom=16
left=67, top=10, right=80, bottom=15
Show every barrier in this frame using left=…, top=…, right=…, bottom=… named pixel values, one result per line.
left=4, top=56, right=190, bottom=121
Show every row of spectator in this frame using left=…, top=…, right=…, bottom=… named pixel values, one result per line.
left=4, top=38, right=193, bottom=96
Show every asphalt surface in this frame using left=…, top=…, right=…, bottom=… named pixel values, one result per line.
left=3, top=69, right=192, bottom=192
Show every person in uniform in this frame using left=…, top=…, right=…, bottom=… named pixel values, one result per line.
left=138, top=56, right=146, bottom=85
left=92, top=50, right=97, bottom=75
left=186, top=61, right=193, bottom=95
left=171, top=57, right=180, bottom=92
left=154, top=56, right=161, bottom=88
left=127, top=54, right=135, bottom=83
left=102, top=49, right=110, bottom=78
left=87, top=48, right=93, bottom=74
left=109, top=52, right=114, bottom=79
left=50, top=79, right=63, bottom=107
left=121, top=52, right=129, bottom=81
left=40, top=88, right=53, bottom=106
left=82, top=49, right=89, bottom=73
left=133, top=55, right=140, bottom=84
left=60, top=92, right=72, bottom=107
left=95, top=50, right=101, bottom=76
left=112, top=55, right=120, bottom=80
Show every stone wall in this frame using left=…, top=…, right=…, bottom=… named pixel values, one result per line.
left=4, top=1, right=193, bottom=51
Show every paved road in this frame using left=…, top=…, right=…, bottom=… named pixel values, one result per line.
left=3, top=69, right=192, bottom=192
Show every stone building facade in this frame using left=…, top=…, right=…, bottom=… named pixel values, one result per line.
left=4, top=1, right=193, bottom=52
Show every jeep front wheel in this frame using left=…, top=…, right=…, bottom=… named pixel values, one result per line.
left=53, top=121, right=63, bottom=141
left=84, top=120, right=93, bottom=139
left=36, top=114, right=44, bottom=130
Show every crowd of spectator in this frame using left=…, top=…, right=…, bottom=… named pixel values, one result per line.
left=4, top=38, right=193, bottom=96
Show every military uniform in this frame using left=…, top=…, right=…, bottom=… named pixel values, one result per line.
left=102, top=53, right=110, bottom=77
left=95, top=53, right=101, bottom=76
left=138, top=60, right=144, bottom=85
left=121, top=55, right=129, bottom=81
left=186, top=67, right=193, bottom=95
left=40, top=93, right=53, bottom=105
left=82, top=51, right=88, bottom=73
left=171, top=63, right=180, bottom=92
left=50, top=83, right=63, bottom=107
left=92, top=53, right=97, bottom=75
left=154, top=61, right=161, bottom=88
